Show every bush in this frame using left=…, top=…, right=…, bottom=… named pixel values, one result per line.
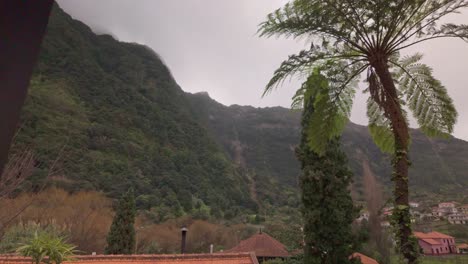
left=16, top=231, right=76, bottom=264
left=0, top=223, right=65, bottom=253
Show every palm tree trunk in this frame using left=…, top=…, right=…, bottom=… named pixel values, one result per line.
left=372, top=59, right=418, bottom=264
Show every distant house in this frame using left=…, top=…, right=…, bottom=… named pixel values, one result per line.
left=458, top=243, right=468, bottom=254
left=438, top=202, right=458, bottom=215
left=357, top=210, right=370, bottom=222
left=409, top=202, right=420, bottom=208
left=0, top=253, right=259, bottom=264
left=414, top=231, right=457, bottom=255
left=226, top=231, right=290, bottom=263
left=350, top=252, right=379, bottom=264
left=431, top=206, right=441, bottom=217
left=382, top=207, right=393, bottom=217
left=380, top=221, right=390, bottom=228
left=458, top=204, right=468, bottom=215
left=447, top=213, right=468, bottom=224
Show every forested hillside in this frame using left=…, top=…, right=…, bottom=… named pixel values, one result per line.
left=12, top=5, right=256, bottom=219
left=11, top=4, right=468, bottom=219
left=187, top=92, right=468, bottom=202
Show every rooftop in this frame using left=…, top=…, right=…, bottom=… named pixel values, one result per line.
left=350, top=253, right=379, bottom=264
left=414, top=231, right=454, bottom=240
left=420, top=238, right=442, bottom=245
left=225, top=232, right=290, bottom=258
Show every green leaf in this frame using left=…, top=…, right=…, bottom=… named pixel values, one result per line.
left=298, top=64, right=360, bottom=155
left=366, top=98, right=394, bottom=153
left=392, top=54, right=457, bottom=138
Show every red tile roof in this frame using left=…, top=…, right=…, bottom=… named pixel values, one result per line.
left=0, top=253, right=259, bottom=264
left=350, top=253, right=379, bottom=264
left=225, top=233, right=290, bottom=258
left=420, top=238, right=442, bottom=245
left=414, top=231, right=454, bottom=240
left=458, top=243, right=468, bottom=249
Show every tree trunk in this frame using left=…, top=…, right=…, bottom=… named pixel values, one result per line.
left=372, top=58, right=418, bottom=264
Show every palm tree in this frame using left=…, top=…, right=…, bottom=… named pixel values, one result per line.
left=258, top=1, right=467, bottom=263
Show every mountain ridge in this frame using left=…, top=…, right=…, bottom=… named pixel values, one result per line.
left=186, top=91, right=468, bottom=203
left=11, top=4, right=468, bottom=221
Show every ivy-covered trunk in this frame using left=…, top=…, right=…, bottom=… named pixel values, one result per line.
left=372, top=58, right=418, bottom=264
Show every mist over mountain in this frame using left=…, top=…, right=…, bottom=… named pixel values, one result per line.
left=13, top=4, right=468, bottom=219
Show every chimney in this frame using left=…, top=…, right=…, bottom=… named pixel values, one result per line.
left=181, top=227, right=188, bottom=254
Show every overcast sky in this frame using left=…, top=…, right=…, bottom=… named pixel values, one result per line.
left=57, top=1, right=468, bottom=140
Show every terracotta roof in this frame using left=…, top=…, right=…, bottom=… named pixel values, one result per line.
left=350, top=253, right=379, bottom=264
left=458, top=243, right=468, bottom=249
left=414, top=231, right=454, bottom=239
left=0, top=253, right=259, bottom=264
left=420, top=238, right=442, bottom=245
left=225, top=233, right=290, bottom=258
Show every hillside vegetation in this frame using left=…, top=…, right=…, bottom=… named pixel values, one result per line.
left=12, top=5, right=255, bottom=219
left=187, top=92, right=468, bottom=202
left=10, top=4, right=468, bottom=218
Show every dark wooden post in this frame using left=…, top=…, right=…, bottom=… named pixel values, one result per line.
left=0, top=0, right=54, bottom=175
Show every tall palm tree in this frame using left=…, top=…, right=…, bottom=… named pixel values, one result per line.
left=259, top=1, right=467, bottom=263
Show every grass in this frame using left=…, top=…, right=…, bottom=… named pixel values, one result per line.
left=391, top=255, right=468, bottom=264
left=420, top=255, right=468, bottom=264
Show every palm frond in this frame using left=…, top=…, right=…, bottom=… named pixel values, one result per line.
left=264, top=48, right=329, bottom=96
left=297, top=61, right=364, bottom=154
left=391, top=54, right=457, bottom=137
left=264, top=43, right=363, bottom=96
left=387, top=1, right=468, bottom=52
left=367, top=98, right=395, bottom=153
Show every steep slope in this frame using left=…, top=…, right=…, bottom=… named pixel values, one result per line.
left=13, top=5, right=256, bottom=217
left=187, top=92, right=468, bottom=202
left=12, top=4, right=467, bottom=216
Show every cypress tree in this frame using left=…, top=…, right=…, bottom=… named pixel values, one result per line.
left=296, top=73, right=358, bottom=264
left=105, top=188, right=136, bottom=254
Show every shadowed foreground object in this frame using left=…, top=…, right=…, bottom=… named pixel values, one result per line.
left=0, top=253, right=259, bottom=264
left=0, top=0, right=54, bottom=175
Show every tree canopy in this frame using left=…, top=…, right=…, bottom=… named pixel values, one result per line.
left=105, top=189, right=136, bottom=255
left=297, top=72, right=358, bottom=263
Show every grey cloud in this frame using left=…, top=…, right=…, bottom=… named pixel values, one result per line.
left=57, top=1, right=468, bottom=140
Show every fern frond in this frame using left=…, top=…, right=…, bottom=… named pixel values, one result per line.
left=298, top=61, right=364, bottom=155
left=391, top=54, right=457, bottom=137
left=264, top=48, right=328, bottom=96
left=367, top=98, right=394, bottom=153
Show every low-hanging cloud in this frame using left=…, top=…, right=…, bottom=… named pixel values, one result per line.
left=57, top=0, right=468, bottom=140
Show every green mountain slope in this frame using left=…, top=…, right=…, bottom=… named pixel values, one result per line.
left=187, top=92, right=468, bottom=202
left=13, top=5, right=256, bottom=217
left=12, top=4, right=467, bottom=217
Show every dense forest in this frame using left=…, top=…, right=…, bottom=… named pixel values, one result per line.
left=187, top=92, right=468, bottom=203
left=9, top=4, right=468, bottom=222
left=12, top=5, right=255, bottom=220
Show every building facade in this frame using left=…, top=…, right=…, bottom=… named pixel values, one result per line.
left=415, top=231, right=457, bottom=255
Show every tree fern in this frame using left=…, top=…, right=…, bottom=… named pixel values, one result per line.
left=391, top=54, right=457, bottom=137
left=259, top=1, right=467, bottom=262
